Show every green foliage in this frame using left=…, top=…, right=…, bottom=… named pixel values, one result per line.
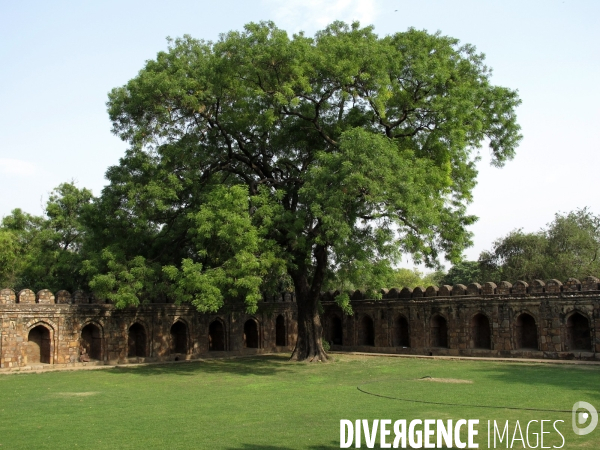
left=0, top=229, right=23, bottom=288
left=85, top=250, right=160, bottom=308
left=0, top=21, right=518, bottom=312
left=325, top=266, right=444, bottom=293
left=98, top=21, right=520, bottom=312
left=0, top=183, right=92, bottom=292
left=392, top=268, right=445, bottom=288
left=439, top=260, right=482, bottom=286
left=162, top=185, right=285, bottom=313
left=478, top=208, right=600, bottom=282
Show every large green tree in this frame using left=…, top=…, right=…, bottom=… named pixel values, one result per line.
left=98, top=21, right=521, bottom=361
left=479, top=208, right=600, bottom=282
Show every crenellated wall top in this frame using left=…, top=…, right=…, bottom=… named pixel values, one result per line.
left=318, top=276, right=600, bottom=302
left=2, top=275, right=600, bottom=306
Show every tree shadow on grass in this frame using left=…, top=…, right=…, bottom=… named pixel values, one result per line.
left=104, top=354, right=296, bottom=378
left=472, top=363, right=600, bottom=404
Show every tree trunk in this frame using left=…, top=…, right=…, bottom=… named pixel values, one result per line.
left=289, top=245, right=329, bottom=362
left=289, top=285, right=328, bottom=362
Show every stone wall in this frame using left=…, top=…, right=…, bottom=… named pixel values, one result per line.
left=2, top=276, right=599, bottom=369
left=321, top=277, right=600, bottom=361
left=0, top=288, right=297, bottom=369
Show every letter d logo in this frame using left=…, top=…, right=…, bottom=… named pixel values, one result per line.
left=572, top=401, right=598, bottom=436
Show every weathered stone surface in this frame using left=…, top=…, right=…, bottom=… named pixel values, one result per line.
left=412, top=286, right=425, bottom=298
left=512, top=280, right=528, bottom=294
left=0, top=289, right=16, bottom=304
left=452, top=284, right=467, bottom=295
left=425, top=286, right=439, bottom=297
left=497, top=281, right=512, bottom=295
left=2, top=275, right=600, bottom=369
left=321, top=275, right=600, bottom=362
left=439, top=285, right=452, bottom=297
left=18, top=289, right=35, bottom=304
left=55, top=290, right=72, bottom=304
left=1, top=301, right=296, bottom=368
left=529, top=279, right=545, bottom=294
left=564, top=278, right=581, bottom=292
left=36, top=289, right=55, bottom=304
left=546, top=279, right=563, bottom=293
left=582, top=276, right=600, bottom=291
left=385, top=288, right=400, bottom=299
left=73, top=290, right=89, bottom=304
left=399, top=287, right=413, bottom=299
left=482, top=282, right=497, bottom=295
left=466, top=283, right=481, bottom=296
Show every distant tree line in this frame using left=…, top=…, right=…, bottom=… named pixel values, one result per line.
left=0, top=183, right=92, bottom=293
left=439, top=208, right=600, bottom=286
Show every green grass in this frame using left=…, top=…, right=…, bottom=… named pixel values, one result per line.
left=0, top=355, right=598, bottom=449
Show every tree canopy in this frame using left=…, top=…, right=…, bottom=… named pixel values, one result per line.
left=0, top=183, right=92, bottom=292
left=478, top=208, right=600, bottom=283
left=91, top=21, right=523, bottom=360
left=0, top=21, right=522, bottom=361
left=438, top=260, right=482, bottom=286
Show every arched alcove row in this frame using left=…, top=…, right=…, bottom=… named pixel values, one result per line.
left=1, top=296, right=595, bottom=368
left=320, top=306, right=595, bottom=357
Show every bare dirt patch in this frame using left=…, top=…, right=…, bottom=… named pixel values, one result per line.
left=416, top=377, right=473, bottom=384
left=55, top=392, right=100, bottom=397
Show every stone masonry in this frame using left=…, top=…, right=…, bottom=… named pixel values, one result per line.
left=1, top=276, right=599, bottom=370
left=0, top=289, right=297, bottom=369
left=322, top=277, right=600, bottom=361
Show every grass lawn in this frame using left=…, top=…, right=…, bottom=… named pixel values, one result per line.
left=0, top=354, right=598, bottom=449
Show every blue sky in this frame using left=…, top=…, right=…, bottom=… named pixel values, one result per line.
left=1, top=0, right=599, bottom=264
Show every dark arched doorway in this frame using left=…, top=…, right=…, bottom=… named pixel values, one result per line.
left=516, top=313, right=538, bottom=349
left=170, top=321, right=188, bottom=354
left=567, top=313, right=592, bottom=351
left=28, top=325, right=51, bottom=364
left=393, top=315, right=410, bottom=347
left=275, top=315, right=286, bottom=346
left=209, top=320, right=225, bottom=351
left=431, top=315, right=448, bottom=348
left=330, top=316, right=343, bottom=345
left=128, top=323, right=147, bottom=357
left=472, top=313, right=491, bottom=349
left=358, top=315, right=375, bottom=346
left=81, top=323, right=102, bottom=360
left=244, top=319, right=259, bottom=348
